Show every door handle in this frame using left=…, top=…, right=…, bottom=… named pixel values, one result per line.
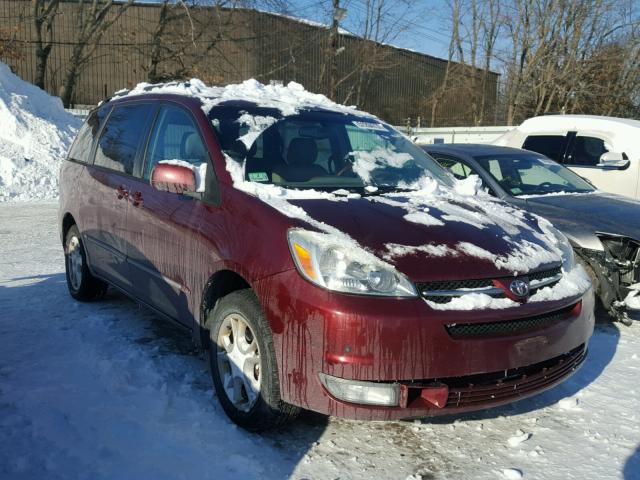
left=116, top=185, right=129, bottom=200
left=132, top=191, right=143, bottom=207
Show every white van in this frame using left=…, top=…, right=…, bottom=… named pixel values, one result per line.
left=493, top=115, right=640, bottom=199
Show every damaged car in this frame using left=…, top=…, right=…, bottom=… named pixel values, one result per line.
left=425, top=143, right=639, bottom=324
left=60, top=79, right=594, bottom=431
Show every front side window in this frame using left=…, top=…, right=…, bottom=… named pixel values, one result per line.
left=209, top=106, right=452, bottom=190
left=94, top=104, right=153, bottom=174
left=144, top=105, right=208, bottom=178
left=474, top=153, right=594, bottom=196
left=566, top=136, right=609, bottom=167
left=522, top=135, right=568, bottom=163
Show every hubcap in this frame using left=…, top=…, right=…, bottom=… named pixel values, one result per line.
left=67, top=236, right=83, bottom=291
left=216, top=314, right=261, bottom=412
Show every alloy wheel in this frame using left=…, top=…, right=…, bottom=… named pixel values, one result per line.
left=216, top=314, right=261, bottom=412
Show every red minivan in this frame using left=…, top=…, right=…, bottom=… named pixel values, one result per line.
left=59, top=80, right=594, bottom=431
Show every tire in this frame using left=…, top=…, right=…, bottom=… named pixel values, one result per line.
left=208, top=289, right=300, bottom=431
left=64, top=225, right=108, bottom=301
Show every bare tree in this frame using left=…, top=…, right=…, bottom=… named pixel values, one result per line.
left=426, top=0, right=459, bottom=127
left=59, top=0, right=135, bottom=107
left=138, top=0, right=292, bottom=83
left=32, top=0, right=60, bottom=89
left=442, top=0, right=639, bottom=125
left=323, top=0, right=415, bottom=106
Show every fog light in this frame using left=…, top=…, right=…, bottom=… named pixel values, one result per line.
left=319, top=373, right=400, bottom=406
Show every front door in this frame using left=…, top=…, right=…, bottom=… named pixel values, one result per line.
left=127, top=103, right=212, bottom=325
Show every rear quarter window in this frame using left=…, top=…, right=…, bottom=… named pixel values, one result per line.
left=94, top=103, right=153, bottom=175
left=67, top=108, right=109, bottom=164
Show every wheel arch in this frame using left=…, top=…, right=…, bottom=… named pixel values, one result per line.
left=61, top=212, right=77, bottom=245
left=199, top=269, right=251, bottom=348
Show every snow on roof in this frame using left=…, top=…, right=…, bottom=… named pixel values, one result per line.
left=0, top=62, right=81, bottom=202
left=113, top=78, right=372, bottom=118
left=518, top=114, right=640, bottom=132
left=254, top=9, right=354, bottom=36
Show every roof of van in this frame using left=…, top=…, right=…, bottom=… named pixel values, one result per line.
left=108, top=78, right=374, bottom=119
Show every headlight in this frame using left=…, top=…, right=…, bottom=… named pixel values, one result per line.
left=551, top=228, right=576, bottom=272
left=288, top=229, right=417, bottom=297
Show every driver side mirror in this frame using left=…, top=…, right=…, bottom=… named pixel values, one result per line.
left=597, top=152, right=630, bottom=169
left=151, top=163, right=196, bottom=194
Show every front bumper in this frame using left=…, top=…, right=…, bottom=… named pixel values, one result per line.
left=254, top=269, right=595, bottom=420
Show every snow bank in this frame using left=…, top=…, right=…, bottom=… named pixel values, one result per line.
left=0, top=62, right=81, bottom=202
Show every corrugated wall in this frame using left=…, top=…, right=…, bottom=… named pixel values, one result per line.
left=0, top=0, right=500, bottom=126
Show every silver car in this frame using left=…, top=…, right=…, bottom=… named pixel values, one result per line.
left=424, top=144, right=640, bottom=324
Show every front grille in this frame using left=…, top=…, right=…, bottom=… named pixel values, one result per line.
left=529, top=266, right=562, bottom=282
left=417, top=278, right=494, bottom=292
left=417, top=265, right=563, bottom=304
left=445, top=303, right=577, bottom=338
left=445, top=344, right=586, bottom=408
left=404, top=344, right=586, bottom=410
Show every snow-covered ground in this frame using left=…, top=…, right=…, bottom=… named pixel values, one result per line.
left=1, top=202, right=639, bottom=480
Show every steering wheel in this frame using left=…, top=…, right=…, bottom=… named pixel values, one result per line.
left=335, top=153, right=355, bottom=177
left=539, top=181, right=555, bottom=190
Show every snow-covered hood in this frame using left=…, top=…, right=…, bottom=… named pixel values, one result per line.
left=521, top=192, right=640, bottom=246
left=288, top=193, right=562, bottom=282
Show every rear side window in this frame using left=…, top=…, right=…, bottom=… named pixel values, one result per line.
left=67, top=108, right=108, bottom=163
left=522, top=135, right=568, bottom=162
left=566, top=136, right=608, bottom=166
left=94, top=104, right=153, bottom=175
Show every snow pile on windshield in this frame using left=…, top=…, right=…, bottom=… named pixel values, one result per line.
left=0, top=62, right=81, bottom=202
left=351, top=147, right=413, bottom=183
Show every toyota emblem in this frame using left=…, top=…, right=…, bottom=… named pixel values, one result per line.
left=509, top=279, right=530, bottom=298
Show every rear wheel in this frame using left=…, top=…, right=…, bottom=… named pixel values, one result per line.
left=208, top=289, right=300, bottom=431
left=64, top=225, right=108, bottom=301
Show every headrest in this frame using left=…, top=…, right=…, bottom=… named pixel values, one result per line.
left=287, top=138, right=317, bottom=165
left=184, top=133, right=206, bottom=162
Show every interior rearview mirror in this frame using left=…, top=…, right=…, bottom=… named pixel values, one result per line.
left=597, top=152, right=630, bottom=169
left=151, top=163, right=196, bottom=194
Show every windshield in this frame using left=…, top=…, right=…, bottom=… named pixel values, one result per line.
left=208, top=105, right=453, bottom=190
left=474, top=153, right=595, bottom=197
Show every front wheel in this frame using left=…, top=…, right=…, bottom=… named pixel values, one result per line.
left=208, top=289, right=300, bottom=431
left=64, top=225, right=108, bottom=301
